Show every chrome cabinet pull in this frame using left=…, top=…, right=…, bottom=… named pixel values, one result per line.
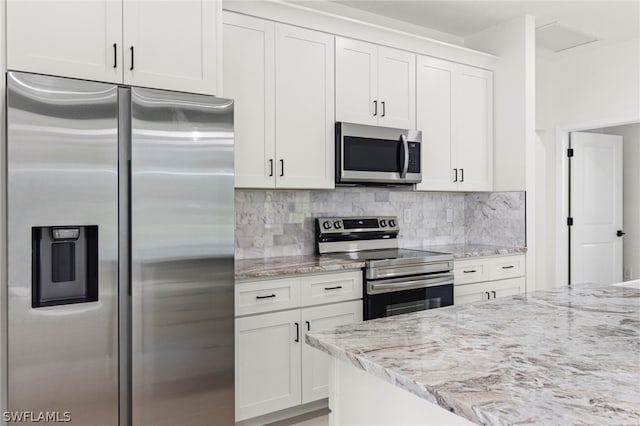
left=113, top=43, right=117, bottom=68
left=256, top=294, right=275, bottom=300
left=453, top=168, right=458, bottom=182
left=400, top=134, right=409, bottom=178
left=268, top=159, right=273, bottom=177
left=129, top=46, right=134, bottom=70
left=294, top=322, right=299, bottom=342
left=373, top=100, right=378, bottom=116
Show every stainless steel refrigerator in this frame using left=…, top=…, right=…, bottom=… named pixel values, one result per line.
left=6, top=71, right=234, bottom=425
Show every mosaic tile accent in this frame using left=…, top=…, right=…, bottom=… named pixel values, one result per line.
left=235, top=188, right=525, bottom=259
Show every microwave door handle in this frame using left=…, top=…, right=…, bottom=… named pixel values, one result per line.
left=400, top=134, right=409, bottom=178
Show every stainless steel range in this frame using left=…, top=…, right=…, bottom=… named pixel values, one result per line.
left=316, top=216, right=454, bottom=320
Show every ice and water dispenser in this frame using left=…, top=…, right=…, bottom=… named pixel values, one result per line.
left=32, top=226, right=99, bottom=307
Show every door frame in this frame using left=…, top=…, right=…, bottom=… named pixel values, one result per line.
left=555, top=117, right=637, bottom=287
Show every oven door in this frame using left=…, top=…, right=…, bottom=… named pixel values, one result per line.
left=336, top=122, right=421, bottom=184
left=364, top=273, right=454, bottom=320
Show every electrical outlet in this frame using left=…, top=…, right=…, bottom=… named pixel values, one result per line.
left=446, top=209, right=454, bottom=223
left=624, top=268, right=632, bottom=280
left=404, top=209, right=411, bottom=224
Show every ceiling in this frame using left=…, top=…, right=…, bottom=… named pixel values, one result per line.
left=326, top=1, right=640, bottom=48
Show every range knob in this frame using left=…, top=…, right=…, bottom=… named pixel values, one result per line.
left=379, top=219, right=387, bottom=227
left=389, top=219, right=396, bottom=227
left=322, top=221, right=332, bottom=230
left=334, top=221, right=343, bottom=229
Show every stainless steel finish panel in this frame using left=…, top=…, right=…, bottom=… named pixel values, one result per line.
left=130, top=88, right=234, bottom=425
left=118, top=86, right=132, bottom=426
left=367, top=261, right=453, bottom=280
left=339, top=122, right=421, bottom=143
left=367, top=273, right=454, bottom=295
left=7, top=72, right=119, bottom=424
left=316, top=216, right=399, bottom=234
left=337, top=122, right=422, bottom=184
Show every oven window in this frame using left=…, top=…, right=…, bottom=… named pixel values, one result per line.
left=365, top=284, right=453, bottom=320
left=343, top=136, right=401, bottom=172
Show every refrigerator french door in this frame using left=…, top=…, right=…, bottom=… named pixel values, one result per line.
left=6, top=71, right=234, bottom=425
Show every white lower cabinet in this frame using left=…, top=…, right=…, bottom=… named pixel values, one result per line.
left=301, top=301, right=363, bottom=403
left=454, top=255, right=526, bottom=305
left=236, top=310, right=302, bottom=421
left=235, top=271, right=363, bottom=422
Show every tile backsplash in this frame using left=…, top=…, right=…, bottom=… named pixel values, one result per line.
left=235, top=188, right=525, bottom=259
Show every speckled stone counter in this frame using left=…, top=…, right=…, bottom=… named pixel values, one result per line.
left=417, top=244, right=527, bottom=258
left=307, top=283, right=640, bottom=425
left=235, top=255, right=365, bottom=281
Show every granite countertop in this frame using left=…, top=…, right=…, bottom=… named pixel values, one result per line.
left=235, top=245, right=526, bottom=280
left=419, top=243, right=527, bottom=258
left=235, top=254, right=365, bottom=281
left=306, top=283, right=640, bottom=425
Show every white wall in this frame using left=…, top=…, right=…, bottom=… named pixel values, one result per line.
left=550, top=37, right=640, bottom=287
left=553, top=38, right=640, bottom=128
left=602, top=124, right=640, bottom=281
left=535, top=53, right=555, bottom=289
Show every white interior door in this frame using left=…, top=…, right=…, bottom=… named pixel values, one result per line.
left=570, top=131, right=623, bottom=284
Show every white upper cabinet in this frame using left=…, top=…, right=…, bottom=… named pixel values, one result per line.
left=335, top=38, right=378, bottom=126
left=336, top=38, right=415, bottom=129
left=274, top=24, right=335, bottom=189
left=6, top=1, right=123, bottom=84
left=123, top=0, right=219, bottom=95
left=454, top=64, right=493, bottom=191
left=7, top=0, right=219, bottom=95
left=223, top=12, right=276, bottom=188
left=416, top=56, right=493, bottom=192
left=377, top=47, right=416, bottom=129
left=223, top=15, right=335, bottom=189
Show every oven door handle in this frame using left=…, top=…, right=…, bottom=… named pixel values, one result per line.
left=400, top=134, right=409, bottom=178
left=369, top=276, right=453, bottom=293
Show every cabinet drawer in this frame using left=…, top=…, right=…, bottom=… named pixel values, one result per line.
left=300, top=271, right=363, bottom=306
left=235, top=277, right=301, bottom=316
left=454, top=260, right=489, bottom=285
left=489, top=255, right=525, bottom=280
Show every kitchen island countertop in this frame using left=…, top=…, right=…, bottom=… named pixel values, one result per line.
left=306, top=283, right=640, bottom=425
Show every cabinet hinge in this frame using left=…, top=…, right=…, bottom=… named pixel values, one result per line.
left=567, top=148, right=574, bottom=157
left=567, top=217, right=574, bottom=226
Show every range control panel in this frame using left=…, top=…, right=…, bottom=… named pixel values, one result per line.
left=315, top=216, right=399, bottom=234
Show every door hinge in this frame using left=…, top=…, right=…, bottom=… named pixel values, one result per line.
left=567, top=148, right=574, bottom=157
left=567, top=217, right=574, bottom=226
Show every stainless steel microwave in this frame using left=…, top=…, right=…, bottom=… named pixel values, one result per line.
left=335, top=122, right=422, bottom=185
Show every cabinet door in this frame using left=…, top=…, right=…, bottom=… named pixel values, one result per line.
left=454, top=282, right=491, bottom=305
left=235, top=310, right=302, bottom=421
left=275, top=24, right=335, bottom=189
left=455, top=65, right=493, bottom=191
left=223, top=12, right=276, bottom=188
left=377, top=47, right=415, bottom=129
left=415, top=56, right=456, bottom=191
left=301, top=301, right=363, bottom=403
left=123, top=0, right=219, bottom=95
left=335, top=38, right=378, bottom=126
left=492, top=277, right=525, bottom=300
left=7, top=0, right=122, bottom=83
